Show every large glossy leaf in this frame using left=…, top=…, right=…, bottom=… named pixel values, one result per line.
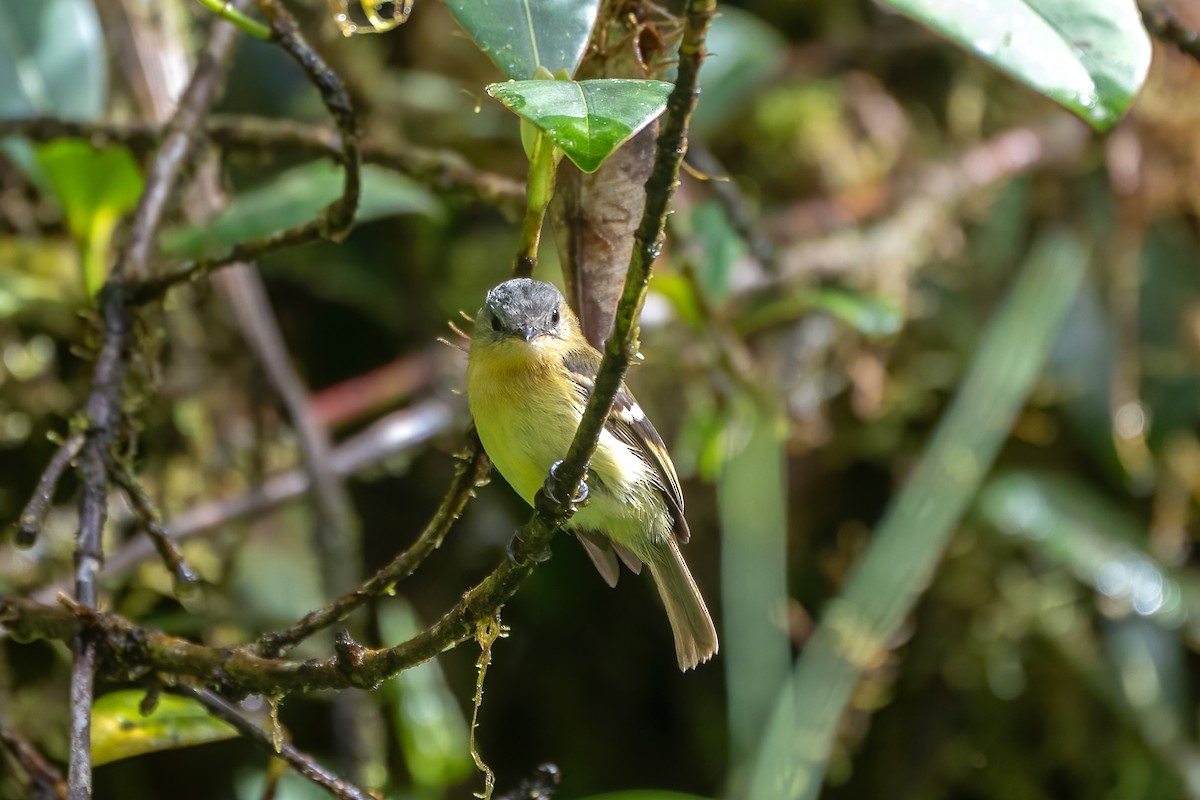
left=161, top=163, right=439, bottom=259
left=92, top=690, right=238, bottom=766
left=488, top=79, right=672, bottom=173
left=443, top=0, right=599, bottom=80
left=35, top=139, right=144, bottom=295
left=881, top=0, right=1150, bottom=130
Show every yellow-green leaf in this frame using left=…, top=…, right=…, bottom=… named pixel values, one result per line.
left=34, top=139, right=143, bottom=295
left=92, top=690, right=238, bottom=766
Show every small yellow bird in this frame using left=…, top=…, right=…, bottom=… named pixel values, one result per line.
left=466, top=278, right=718, bottom=670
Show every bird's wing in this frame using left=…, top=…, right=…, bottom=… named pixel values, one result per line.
left=562, top=347, right=691, bottom=543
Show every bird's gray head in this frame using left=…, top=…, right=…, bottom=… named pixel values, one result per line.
left=477, top=278, right=569, bottom=343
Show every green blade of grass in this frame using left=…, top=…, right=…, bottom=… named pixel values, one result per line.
left=746, top=230, right=1088, bottom=800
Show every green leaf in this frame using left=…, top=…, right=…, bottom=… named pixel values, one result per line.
left=161, top=163, right=440, bottom=259
left=580, top=794, right=714, bottom=800
left=0, top=0, right=108, bottom=182
left=881, top=0, right=1150, bottom=130
left=34, top=139, right=143, bottom=295
left=488, top=79, right=673, bottom=173
left=443, top=0, right=600, bottom=80
left=92, top=690, right=238, bottom=766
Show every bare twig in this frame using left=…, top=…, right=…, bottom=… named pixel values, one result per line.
left=540, top=0, right=717, bottom=512
left=0, top=716, right=67, bottom=800
left=169, top=685, right=372, bottom=800
left=64, top=9, right=244, bottom=796
left=0, top=115, right=525, bottom=215
left=256, top=435, right=489, bottom=655
left=1142, top=6, right=1200, bottom=64
left=15, top=430, right=84, bottom=547
left=26, top=401, right=453, bottom=609
left=108, top=460, right=200, bottom=591
left=216, top=262, right=363, bottom=597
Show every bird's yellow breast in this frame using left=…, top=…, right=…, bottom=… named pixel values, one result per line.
left=466, top=337, right=664, bottom=548
left=467, top=339, right=582, bottom=505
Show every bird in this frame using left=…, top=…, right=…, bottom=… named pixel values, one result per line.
left=466, top=277, right=717, bottom=670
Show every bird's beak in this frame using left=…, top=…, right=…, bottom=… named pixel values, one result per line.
left=520, top=326, right=536, bottom=341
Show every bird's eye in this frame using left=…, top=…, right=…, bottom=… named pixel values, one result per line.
left=490, top=314, right=502, bottom=333
left=550, top=308, right=561, bottom=325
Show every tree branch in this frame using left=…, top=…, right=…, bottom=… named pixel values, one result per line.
left=0, top=716, right=66, bottom=800
left=0, top=115, right=524, bottom=215
left=1142, top=6, right=1200, bottom=64
left=169, top=685, right=372, bottom=800
left=15, top=430, right=83, bottom=547
left=256, top=435, right=490, bottom=656
left=22, top=401, right=453, bottom=610
left=107, top=459, right=199, bottom=592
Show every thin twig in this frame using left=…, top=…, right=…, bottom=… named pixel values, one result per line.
left=107, top=459, right=199, bottom=591
left=0, top=716, right=67, bottom=800
left=64, top=9, right=245, bottom=796
left=1142, top=6, right=1200, bottom=64
left=0, top=115, right=525, bottom=215
left=256, top=435, right=489, bottom=655
left=23, top=401, right=453, bottom=610
left=169, top=685, right=373, bottom=800
left=128, top=0, right=363, bottom=303
left=216, top=261, right=363, bottom=597
left=15, top=430, right=84, bottom=547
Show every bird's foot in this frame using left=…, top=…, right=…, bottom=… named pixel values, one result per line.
left=543, top=460, right=588, bottom=510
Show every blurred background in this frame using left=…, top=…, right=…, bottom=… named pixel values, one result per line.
left=1, top=0, right=1199, bottom=798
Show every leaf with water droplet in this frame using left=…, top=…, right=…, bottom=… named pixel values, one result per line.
left=443, top=0, right=600, bottom=80
left=487, top=79, right=673, bottom=173
left=880, top=0, right=1149, bottom=131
